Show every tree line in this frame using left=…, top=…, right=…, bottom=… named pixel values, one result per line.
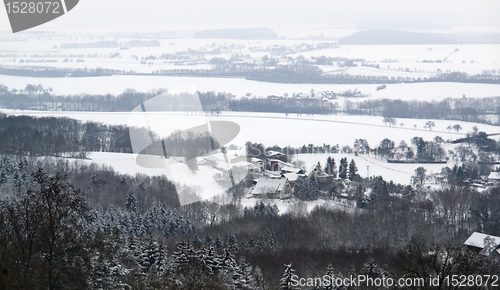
left=0, top=113, right=140, bottom=156
left=3, top=84, right=500, bottom=125
left=1, top=63, right=499, bottom=84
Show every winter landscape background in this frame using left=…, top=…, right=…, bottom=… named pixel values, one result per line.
left=0, top=0, right=500, bottom=289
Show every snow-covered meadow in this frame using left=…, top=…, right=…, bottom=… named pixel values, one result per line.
left=2, top=75, right=500, bottom=101
left=2, top=110, right=495, bottom=147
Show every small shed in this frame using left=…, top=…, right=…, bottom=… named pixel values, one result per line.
left=464, top=232, right=500, bottom=256
left=488, top=171, right=500, bottom=181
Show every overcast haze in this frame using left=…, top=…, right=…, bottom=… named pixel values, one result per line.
left=1, top=0, right=500, bottom=32
left=70, top=0, right=500, bottom=26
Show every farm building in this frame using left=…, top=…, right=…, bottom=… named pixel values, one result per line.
left=251, top=177, right=290, bottom=199
left=464, top=232, right=500, bottom=256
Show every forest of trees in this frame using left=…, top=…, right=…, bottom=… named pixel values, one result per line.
left=0, top=113, right=138, bottom=156
left=0, top=113, right=224, bottom=162
left=0, top=154, right=499, bottom=289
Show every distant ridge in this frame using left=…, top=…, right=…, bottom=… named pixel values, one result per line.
left=339, top=30, right=500, bottom=45
left=193, top=28, right=278, bottom=39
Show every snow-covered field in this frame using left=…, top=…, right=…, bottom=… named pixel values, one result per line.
left=2, top=110, right=496, bottom=148
left=1, top=75, right=500, bottom=101
left=84, top=152, right=226, bottom=202
left=325, top=66, right=434, bottom=79
left=73, top=149, right=454, bottom=188
left=290, top=44, right=500, bottom=65
left=298, top=153, right=450, bottom=185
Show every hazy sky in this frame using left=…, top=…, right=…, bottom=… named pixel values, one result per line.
left=1, top=0, right=499, bottom=32
left=64, top=0, right=500, bottom=26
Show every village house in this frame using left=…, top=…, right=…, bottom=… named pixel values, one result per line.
left=266, top=150, right=287, bottom=161
left=269, top=159, right=292, bottom=171
left=251, top=177, right=290, bottom=199
left=282, top=172, right=299, bottom=187
left=302, top=164, right=322, bottom=178
left=281, top=166, right=303, bottom=174
left=487, top=171, right=500, bottom=186
left=464, top=232, right=500, bottom=256
left=231, top=156, right=264, bottom=172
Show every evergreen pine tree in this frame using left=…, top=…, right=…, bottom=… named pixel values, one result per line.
left=138, top=234, right=160, bottom=273
left=339, top=158, right=348, bottom=179
left=362, top=257, right=388, bottom=280
left=323, top=264, right=338, bottom=290
left=204, top=234, right=213, bottom=245
left=199, top=245, right=221, bottom=275
left=91, top=231, right=128, bottom=290
left=328, top=183, right=337, bottom=199
left=128, top=234, right=142, bottom=262
left=237, top=257, right=256, bottom=290
left=90, top=173, right=100, bottom=185
left=308, top=175, right=319, bottom=200
left=257, top=235, right=265, bottom=251
left=131, top=212, right=145, bottom=237
left=254, top=266, right=265, bottom=290
left=192, top=235, right=200, bottom=247
left=125, top=190, right=137, bottom=213
left=280, top=263, right=296, bottom=290
left=220, top=248, right=239, bottom=288
left=293, top=177, right=309, bottom=200
left=155, top=241, right=169, bottom=273
left=228, top=234, right=239, bottom=252
left=0, top=171, right=6, bottom=185
left=172, top=241, right=196, bottom=270
left=215, top=235, right=223, bottom=249
left=348, top=159, right=358, bottom=181
left=91, top=254, right=118, bottom=290
left=268, top=235, right=276, bottom=250
left=324, top=156, right=337, bottom=177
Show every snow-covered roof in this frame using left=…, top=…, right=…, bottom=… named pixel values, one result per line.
left=252, top=178, right=287, bottom=195
left=268, top=159, right=290, bottom=165
left=265, top=170, right=282, bottom=178
left=305, top=165, right=319, bottom=177
left=283, top=172, right=299, bottom=182
left=266, top=150, right=284, bottom=157
left=281, top=166, right=301, bottom=173
left=464, top=232, right=500, bottom=255
left=488, top=172, right=500, bottom=180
